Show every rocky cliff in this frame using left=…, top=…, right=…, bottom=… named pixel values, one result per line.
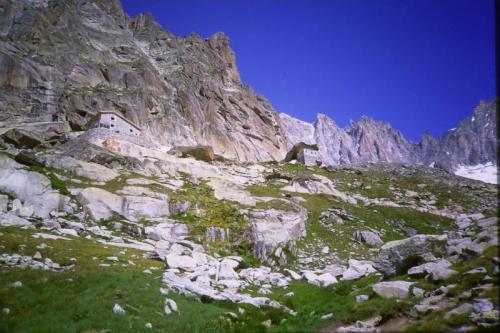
left=0, top=0, right=288, bottom=162
left=420, top=99, right=497, bottom=171
left=281, top=99, right=497, bottom=172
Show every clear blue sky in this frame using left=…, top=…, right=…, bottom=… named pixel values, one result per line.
left=121, top=0, right=496, bottom=141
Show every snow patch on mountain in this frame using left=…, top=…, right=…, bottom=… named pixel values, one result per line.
left=454, top=162, right=497, bottom=184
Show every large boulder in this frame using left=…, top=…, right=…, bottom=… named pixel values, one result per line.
left=407, top=259, right=457, bottom=281
left=125, top=196, right=170, bottom=220
left=40, top=154, right=119, bottom=183
left=372, top=281, right=414, bottom=299
left=0, top=212, right=32, bottom=227
left=77, top=188, right=170, bottom=221
left=374, top=234, right=448, bottom=276
left=169, top=145, right=215, bottom=162
left=282, top=173, right=357, bottom=204
left=1, top=129, right=44, bottom=149
left=342, top=259, right=377, bottom=280
left=243, top=202, right=307, bottom=265
left=61, top=140, right=143, bottom=169
left=78, top=188, right=124, bottom=221
left=0, top=166, right=64, bottom=218
left=145, top=221, right=188, bottom=242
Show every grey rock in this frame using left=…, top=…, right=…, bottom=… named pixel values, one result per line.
left=113, top=304, right=125, bottom=314
left=473, top=299, right=494, bottom=313
left=244, top=203, right=307, bottom=265
left=0, top=194, right=9, bottom=213
left=407, top=259, right=457, bottom=281
left=445, top=303, right=474, bottom=319
left=352, top=230, right=383, bottom=247
left=0, top=164, right=64, bottom=218
left=374, top=234, right=448, bottom=276
left=372, top=281, right=414, bottom=299
left=356, top=294, right=369, bottom=303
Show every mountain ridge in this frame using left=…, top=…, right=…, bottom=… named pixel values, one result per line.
left=280, top=98, right=497, bottom=174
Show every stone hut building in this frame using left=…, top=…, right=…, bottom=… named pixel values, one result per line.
left=86, top=111, right=141, bottom=136
left=282, top=142, right=321, bottom=166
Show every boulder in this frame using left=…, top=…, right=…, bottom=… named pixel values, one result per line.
left=374, top=234, right=448, bottom=276
left=302, top=270, right=337, bottom=287
left=165, top=254, right=198, bottom=271
left=342, top=259, right=377, bottom=280
left=407, top=259, right=457, bottom=281
left=78, top=188, right=124, bottom=221
left=218, top=259, right=239, bottom=280
left=336, top=315, right=382, bottom=333
left=282, top=173, right=357, bottom=204
left=244, top=203, right=307, bottom=265
left=124, top=196, right=170, bottom=220
left=352, top=230, right=383, bottom=247
left=145, top=222, right=188, bottom=242
left=0, top=212, right=32, bottom=227
left=319, top=208, right=354, bottom=226
left=169, top=145, right=215, bottom=162
left=77, top=188, right=170, bottom=221
left=372, top=281, right=414, bottom=299
left=40, top=154, right=119, bottom=182
left=0, top=167, right=64, bottom=218
left=14, top=150, right=44, bottom=167
left=1, top=129, right=44, bottom=149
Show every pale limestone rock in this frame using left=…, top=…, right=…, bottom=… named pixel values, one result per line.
left=352, top=230, right=383, bottom=247
left=0, top=212, right=32, bottom=227
left=165, top=254, right=197, bottom=271
left=407, top=259, right=457, bottom=281
left=145, top=222, right=188, bottom=242
left=342, top=259, right=377, bottom=280
left=41, top=154, right=119, bottom=182
left=372, top=281, right=414, bottom=299
left=113, top=304, right=125, bottom=314
left=0, top=168, right=63, bottom=218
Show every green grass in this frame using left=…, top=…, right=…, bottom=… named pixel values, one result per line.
left=246, top=183, right=454, bottom=262
left=0, top=227, right=248, bottom=333
left=0, top=227, right=411, bottom=333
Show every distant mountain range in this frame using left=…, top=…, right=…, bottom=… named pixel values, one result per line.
left=280, top=98, right=497, bottom=174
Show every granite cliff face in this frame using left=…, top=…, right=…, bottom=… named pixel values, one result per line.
left=281, top=99, right=497, bottom=172
left=0, top=0, right=287, bottom=161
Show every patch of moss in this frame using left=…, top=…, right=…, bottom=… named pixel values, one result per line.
left=29, top=166, right=70, bottom=196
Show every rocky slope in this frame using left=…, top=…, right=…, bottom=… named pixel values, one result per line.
left=281, top=99, right=497, bottom=175
left=0, top=0, right=287, bottom=162
left=0, top=130, right=498, bottom=331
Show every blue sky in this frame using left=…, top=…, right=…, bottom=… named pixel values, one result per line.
left=121, top=0, right=496, bottom=141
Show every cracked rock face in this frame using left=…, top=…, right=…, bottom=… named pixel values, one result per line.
left=0, top=0, right=287, bottom=162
